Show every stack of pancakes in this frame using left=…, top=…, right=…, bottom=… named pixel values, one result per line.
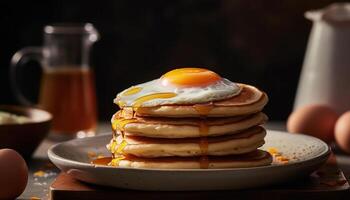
left=107, top=83, right=272, bottom=169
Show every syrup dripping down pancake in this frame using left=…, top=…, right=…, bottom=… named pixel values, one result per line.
left=112, top=112, right=267, bottom=138
left=109, top=126, right=266, bottom=157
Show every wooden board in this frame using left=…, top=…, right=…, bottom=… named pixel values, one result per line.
left=50, top=155, right=350, bottom=200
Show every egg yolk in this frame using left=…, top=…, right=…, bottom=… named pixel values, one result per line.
left=160, top=68, right=222, bottom=87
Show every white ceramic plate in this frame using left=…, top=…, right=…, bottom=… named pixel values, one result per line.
left=48, top=130, right=330, bottom=191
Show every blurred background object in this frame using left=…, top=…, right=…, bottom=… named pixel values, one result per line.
left=335, top=111, right=350, bottom=153
left=294, top=3, right=350, bottom=114
left=0, top=105, right=52, bottom=158
left=0, top=0, right=349, bottom=122
left=0, top=148, right=28, bottom=199
left=10, top=23, right=99, bottom=138
left=287, top=3, right=350, bottom=147
left=287, top=104, right=338, bottom=143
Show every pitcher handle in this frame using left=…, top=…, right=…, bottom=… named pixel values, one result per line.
left=10, top=47, right=43, bottom=106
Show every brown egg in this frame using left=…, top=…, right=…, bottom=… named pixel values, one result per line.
left=0, top=149, right=28, bottom=199
left=287, top=104, right=338, bottom=142
left=335, top=111, right=350, bottom=153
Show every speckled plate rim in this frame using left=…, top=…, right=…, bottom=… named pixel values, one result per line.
left=48, top=130, right=331, bottom=172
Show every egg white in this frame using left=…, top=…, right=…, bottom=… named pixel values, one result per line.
left=114, top=78, right=241, bottom=107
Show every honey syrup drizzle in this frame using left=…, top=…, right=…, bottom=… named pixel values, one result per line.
left=132, top=92, right=177, bottom=108
left=122, top=87, right=142, bottom=96
left=199, top=156, right=209, bottom=169
left=118, top=92, right=177, bottom=109
left=193, top=102, right=214, bottom=116
left=116, top=140, right=128, bottom=154
left=110, top=115, right=138, bottom=166
left=193, top=102, right=215, bottom=168
left=117, top=100, right=126, bottom=107
left=112, top=118, right=137, bottom=132
left=109, top=139, right=117, bottom=154
left=193, top=103, right=214, bottom=169
left=110, top=156, right=125, bottom=165
left=198, top=118, right=209, bottom=169
left=111, top=93, right=216, bottom=168
left=110, top=92, right=178, bottom=166
left=91, top=157, right=112, bottom=165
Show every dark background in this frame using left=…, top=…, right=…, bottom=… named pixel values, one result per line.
left=0, top=0, right=346, bottom=121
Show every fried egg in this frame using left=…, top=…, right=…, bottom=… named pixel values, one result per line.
left=114, top=68, right=241, bottom=107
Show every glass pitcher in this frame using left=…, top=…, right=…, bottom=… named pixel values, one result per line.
left=10, top=23, right=99, bottom=139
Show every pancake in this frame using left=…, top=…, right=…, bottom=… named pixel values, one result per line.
left=109, top=126, right=266, bottom=157
left=113, top=112, right=267, bottom=138
left=113, top=150, right=272, bottom=169
left=108, top=69, right=271, bottom=169
left=134, top=84, right=268, bottom=118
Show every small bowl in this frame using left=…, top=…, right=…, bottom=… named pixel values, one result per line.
left=0, top=105, right=52, bottom=158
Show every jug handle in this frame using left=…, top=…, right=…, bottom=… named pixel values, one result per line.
left=10, top=47, right=43, bottom=106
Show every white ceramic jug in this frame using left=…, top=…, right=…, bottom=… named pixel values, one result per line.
left=294, top=3, right=350, bottom=114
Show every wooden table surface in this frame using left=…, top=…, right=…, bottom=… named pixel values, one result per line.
left=18, top=122, right=350, bottom=200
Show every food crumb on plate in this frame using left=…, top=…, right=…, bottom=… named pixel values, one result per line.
left=267, top=147, right=290, bottom=164
left=33, top=170, right=46, bottom=177
left=87, top=151, right=97, bottom=158
left=33, top=170, right=57, bottom=178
